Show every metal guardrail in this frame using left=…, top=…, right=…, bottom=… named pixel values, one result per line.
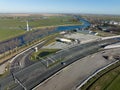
left=76, top=60, right=119, bottom=90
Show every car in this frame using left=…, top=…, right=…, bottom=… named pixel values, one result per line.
left=61, top=62, right=66, bottom=65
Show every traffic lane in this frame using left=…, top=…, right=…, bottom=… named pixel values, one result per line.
left=10, top=40, right=48, bottom=72
left=14, top=61, right=48, bottom=90
left=36, top=42, right=100, bottom=67
left=50, top=41, right=101, bottom=61
left=0, top=60, right=47, bottom=90
left=36, top=52, right=113, bottom=90
left=10, top=38, right=117, bottom=72
left=20, top=50, right=35, bottom=68
left=12, top=40, right=112, bottom=85
left=24, top=41, right=49, bottom=67
left=14, top=44, right=101, bottom=90
left=5, top=42, right=99, bottom=90
left=0, top=73, right=19, bottom=90
left=0, top=38, right=119, bottom=89
left=0, top=41, right=48, bottom=89
left=14, top=39, right=94, bottom=71
left=10, top=50, right=35, bottom=73
left=25, top=46, right=100, bottom=89
left=18, top=39, right=120, bottom=89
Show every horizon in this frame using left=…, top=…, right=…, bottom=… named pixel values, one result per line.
left=0, top=0, right=120, bottom=15
left=0, top=13, right=120, bottom=16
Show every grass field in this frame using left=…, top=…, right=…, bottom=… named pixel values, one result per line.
left=31, top=49, right=59, bottom=61
left=0, top=15, right=82, bottom=41
left=107, top=74, right=120, bottom=90
left=0, top=30, right=25, bottom=41
left=81, top=62, right=120, bottom=90
left=89, top=66, right=120, bottom=90
left=0, top=18, right=26, bottom=41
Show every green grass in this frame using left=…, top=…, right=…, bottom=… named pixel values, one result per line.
left=0, top=16, right=82, bottom=41
left=0, top=19, right=26, bottom=41
left=89, top=67, right=120, bottom=90
left=106, top=74, right=120, bottom=90
left=81, top=61, right=120, bottom=90
left=31, top=49, right=60, bottom=61
left=0, top=29, right=25, bottom=41
left=30, top=33, right=60, bottom=61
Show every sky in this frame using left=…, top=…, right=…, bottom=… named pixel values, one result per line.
left=0, top=0, right=120, bottom=15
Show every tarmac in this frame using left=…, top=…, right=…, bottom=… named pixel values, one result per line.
left=43, top=32, right=100, bottom=49
left=0, top=62, right=8, bottom=74
left=35, top=48, right=120, bottom=90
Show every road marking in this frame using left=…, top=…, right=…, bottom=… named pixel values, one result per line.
left=76, top=60, right=119, bottom=90
left=9, top=41, right=45, bottom=63
left=32, top=69, right=63, bottom=90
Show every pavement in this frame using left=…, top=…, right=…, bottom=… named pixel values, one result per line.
left=64, top=32, right=100, bottom=42
left=10, top=41, right=46, bottom=73
left=43, top=32, right=101, bottom=49
left=43, top=42, right=70, bottom=49
left=0, top=62, right=8, bottom=74
left=0, top=37, right=119, bottom=90
left=35, top=49, right=118, bottom=90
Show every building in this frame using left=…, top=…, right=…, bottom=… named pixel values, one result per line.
left=56, top=38, right=72, bottom=44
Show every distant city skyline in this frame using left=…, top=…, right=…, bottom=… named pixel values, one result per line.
left=0, top=0, right=120, bottom=15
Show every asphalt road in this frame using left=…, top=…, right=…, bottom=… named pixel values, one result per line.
left=10, top=41, right=47, bottom=73
left=36, top=50, right=118, bottom=90
left=0, top=38, right=119, bottom=90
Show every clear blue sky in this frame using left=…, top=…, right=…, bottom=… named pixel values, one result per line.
left=0, top=0, right=120, bottom=15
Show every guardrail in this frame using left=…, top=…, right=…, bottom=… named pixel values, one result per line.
left=76, top=60, right=119, bottom=90
left=102, top=35, right=120, bottom=40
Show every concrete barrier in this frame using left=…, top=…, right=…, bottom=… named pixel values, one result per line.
left=76, top=60, right=119, bottom=90
left=102, top=35, right=120, bottom=40
left=104, top=45, right=120, bottom=49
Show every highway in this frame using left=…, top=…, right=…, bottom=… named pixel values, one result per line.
left=10, top=34, right=58, bottom=73
left=10, top=41, right=46, bottom=73
left=0, top=37, right=119, bottom=90
left=0, top=16, right=118, bottom=90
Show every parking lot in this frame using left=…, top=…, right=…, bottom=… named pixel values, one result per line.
left=43, top=32, right=101, bottom=49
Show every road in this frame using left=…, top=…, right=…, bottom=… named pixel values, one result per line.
left=0, top=37, right=119, bottom=90
left=10, top=40, right=47, bottom=73
left=35, top=50, right=119, bottom=90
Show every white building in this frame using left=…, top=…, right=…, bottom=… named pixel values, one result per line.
left=56, top=38, right=72, bottom=44
left=113, top=22, right=119, bottom=25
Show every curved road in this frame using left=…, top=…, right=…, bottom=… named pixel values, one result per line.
left=10, top=41, right=46, bottom=73
left=0, top=37, right=120, bottom=90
